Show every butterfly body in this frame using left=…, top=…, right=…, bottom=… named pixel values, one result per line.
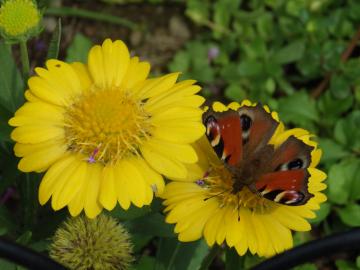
left=203, top=104, right=314, bottom=206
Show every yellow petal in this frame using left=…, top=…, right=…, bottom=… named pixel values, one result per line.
left=152, top=122, right=205, bottom=144
left=52, top=161, right=87, bottom=211
left=224, top=208, right=241, bottom=247
left=11, top=125, right=64, bottom=144
left=38, top=154, right=76, bottom=205
left=88, top=39, right=130, bottom=88
left=145, top=80, right=199, bottom=109
left=203, top=208, right=226, bottom=246
left=241, top=208, right=258, bottom=254
left=9, top=101, right=64, bottom=126
left=273, top=206, right=311, bottom=231
left=141, top=143, right=187, bottom=179
left=99, top=165, right=118, bottom=210
left=70, top=62, right=92, bottom=91
left=144, top=139, right=198, bottom=164
left=177, top=200, right=218, bottom=242
left=135, top=73, right=180, bottom=99
left=131, top=157, right=164, bottom=195
left=17, top=142, right=66, bottom=172
left=146, top=95, right=205, bottom=115
left=212, top=101, right=228, bottom=112
left=84, top=163, right=103, bottom=218
left=24, top=90, right=40, bottom=102
left=151, top=106, right=203, bottom=123
left=116, top=159, right=148, bottom=207
left=113, top=161, right=130, bottom=210
left=28, top=76, right=69, bottom=106
left=122, top=57, right=150, bottom=90
left=29, top=60, right=82, bottom=106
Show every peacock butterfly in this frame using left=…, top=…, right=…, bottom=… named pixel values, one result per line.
left=202, top=103, right=314, bottom=206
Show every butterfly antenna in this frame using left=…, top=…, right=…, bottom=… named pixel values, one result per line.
left=204, top=190, right=228, bottom=201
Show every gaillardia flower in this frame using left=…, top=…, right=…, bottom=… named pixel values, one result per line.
left=161, top=101, right=327, bottom=257
left=50, top=214, right=133, bottom=270
left=9, top=39, right=205, bottom=218
left=0, top=0, right=41, bottom=42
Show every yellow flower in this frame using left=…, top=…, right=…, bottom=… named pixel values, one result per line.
left=161, top=100, right=327, bottom=257
left=9, top=39, right=205, bottom=218
left=0, top=0, right=41, bottom=41
left=50, top=214, right=133, bottom=270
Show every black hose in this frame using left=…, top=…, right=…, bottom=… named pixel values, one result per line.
left=252, top=228, right=360, bottom=270
left=0, top=237, right=67, bottom=270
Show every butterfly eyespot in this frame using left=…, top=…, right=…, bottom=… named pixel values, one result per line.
left=287, top=158, right=304, bottom=170
left=240, top=114, right=252, bottom=131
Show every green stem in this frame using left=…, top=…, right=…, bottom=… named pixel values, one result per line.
left=167, top=242, right=180, bottom=270
left=45, top=7, right=138, bottom=30
left=199, top=245, right=222, bottom=270
left=19, top=41, right=30, bottom=80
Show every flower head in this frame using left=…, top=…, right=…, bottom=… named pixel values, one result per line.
left=161, top=100, right=327, bottom=257
left=9, top=39, right=205, bottom=218
left=50, top=214, right=133, bottom=270
left=0, top=0, right=41, bottom=42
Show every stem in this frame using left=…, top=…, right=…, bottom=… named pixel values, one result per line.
left=311, top=27, right=360, bottom=99
left=21, top=173, right=37, bottom=230
left=199, top=245, right=222, bottom=270
left=166, top=242, right=180, bottom=270
left=45, top=7, right=138, bottom=30
left=19, top=41, right=30, bottom=80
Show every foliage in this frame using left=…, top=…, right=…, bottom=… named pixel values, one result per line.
left=0, top=0, right=359, bottom=269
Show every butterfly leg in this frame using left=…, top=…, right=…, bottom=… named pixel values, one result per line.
left=248, top=183, right=262, bottom=197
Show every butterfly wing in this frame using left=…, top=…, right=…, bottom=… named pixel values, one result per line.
left=238, top=104, right=279, bottom=155
left=255, top=136, right=314, bottom=205
left=202, top=104, right=279, bottom=166
left=203, top=110, right=243, bottom=166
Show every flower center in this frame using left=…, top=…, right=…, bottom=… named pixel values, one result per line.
left=64, top=88, right=151, bottom=164
left=0, top=0, right=40, bottom=36
left=199, top=163, right=277, bottom=214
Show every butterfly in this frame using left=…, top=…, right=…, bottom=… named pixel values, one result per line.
left=202, top=103, right=314, bottom=206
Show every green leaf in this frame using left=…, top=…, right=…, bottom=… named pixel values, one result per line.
left=327, top=158, right=360, bottom=204
left=356, top=255, right=360, bottom=268
left=335, top=259, right=356, bottom=270
left=0, top=42, right=24, bottom=112
left=185, top=0, right=210, bottom=24
left=125, top=213, right=175, bottom=238
left=318, top=138, right=350, bottom=164
left=46, top=18, right=62, bottom=60
left=318, top=91, right=353, bottom=117
left=155, top=238, right=209, bottom=270
left=225, top=248, right=244, bottom=270
left=309, top=202, right=331, bottom=224
left=133, top=256, right=156, bottom=270
left=237, top=59, right=263, bottom=77
left=277, top=90, right=319, bottom=127
left=0, top=206, right=16, bottom=236
left=329, top=75, right=351, bottom=99
left=273, top=40, right=305, bottom=64
left=0, top=103, right=12, bottom=142
left=169, top=51, right=190, bottom=75
left=65, top=33, right=93, bottom=63
left=0, top=259, right=16, bottom=270
left=109, top=204, right=152, bottom=220
left=224, top=84, right=246, bottom=101
left=16, top=231, right=32, bottom=245
left=334, top=111, right=360, bottom=152
left=337, top=204, right=360, bottom=227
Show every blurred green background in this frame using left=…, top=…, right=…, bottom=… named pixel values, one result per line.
left=1, top=0, right=360, bottom=269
